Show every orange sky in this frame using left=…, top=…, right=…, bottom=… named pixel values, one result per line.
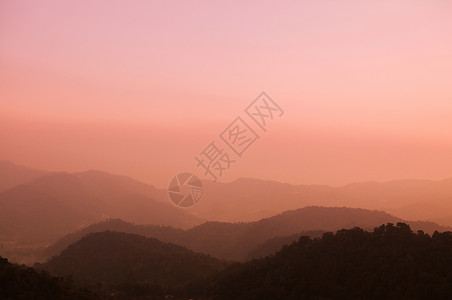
left=1, top=1, right=452, bottom=187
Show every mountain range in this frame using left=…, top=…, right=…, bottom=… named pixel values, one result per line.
left=34, top=223, right=452, bottom=299
left=0, top=160, right=46, bottom=193
left=190, top=177, right=452, bottom=224
left=44, top=206, right=450, bottom=262
left=3, top=161, right=452, bottom=299
left=0, top=163, right=202, bottom=244
left=2, top=160, right=452, bottom=265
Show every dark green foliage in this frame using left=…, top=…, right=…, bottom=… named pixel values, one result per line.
left=204, top=223, right=452, bottom=299
left=0, top=256, right=99, bottom=300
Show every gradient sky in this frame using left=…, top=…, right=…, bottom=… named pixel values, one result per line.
left=1, top=0, right=452, bottom=187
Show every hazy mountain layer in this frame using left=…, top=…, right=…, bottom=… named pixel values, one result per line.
left=45, top=206, right=450, bottom=262
left=0, top=170, right=202, bottom=244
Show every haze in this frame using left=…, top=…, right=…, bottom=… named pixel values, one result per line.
left=3, top=2, right=452, bottom=298
left=1, top=0, right=452, bottom=188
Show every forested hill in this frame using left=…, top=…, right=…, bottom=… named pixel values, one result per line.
left=40, top=231, right=227, bottom=286
left=10, top=223, right=452, bottom=299
left=205, top=223, right=452, bottom=299
left=0, top=256, right=99, bottom=300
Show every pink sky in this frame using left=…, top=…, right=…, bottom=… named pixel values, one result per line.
left=1, top=0, right=452, bottom=187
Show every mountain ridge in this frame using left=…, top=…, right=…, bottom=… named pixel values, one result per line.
left=43, top=206, right=451, bottom=263
left=0, top=170, right=203, bottom=244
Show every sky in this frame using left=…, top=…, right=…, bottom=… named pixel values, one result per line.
left=1, top=0, right=452, bottom=188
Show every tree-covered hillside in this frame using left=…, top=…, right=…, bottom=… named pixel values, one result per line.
left=205, top=223, right=452, bottom=299
left=0, top=256, right=99, bottom=300
left=40, top=231, right=227, bottom=286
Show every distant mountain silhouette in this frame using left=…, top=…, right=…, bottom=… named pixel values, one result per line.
left=183, top=177, right=452, bottom=225
left=0, top=161, right=46, bottom=193
left=44, top=207, right=450, bottom=262
left=39, top=231, right=226, bottom=286
left=0, top=171, right=203, bottom=244
left=336, top=178, right=452, bottom=222
left=3, top=161, right=452, bottom=262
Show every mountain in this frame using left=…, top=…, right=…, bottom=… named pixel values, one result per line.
left=186, top=178, right=343, bottom=222
left=201, top=223, right=452, bottom=299
left=39, top=231, right=226, bottom=286
left=0, top=171, right=202, bottom=244
left=0, top=256, right=99, bottom=299
left=44, top=207, right=450, bottom=262
left=336, top=178, right=452, bottom=222
left=3, top=161, right=452, bottom=255
left=43, top=218, right=183, bottom=259
left=37, top=223, right=452, bottom=299
left=0, top=160, right=46, bottom=193
left=245, top=232, right=320, bottom=260
left=180, top=177, right=452, bottom=225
